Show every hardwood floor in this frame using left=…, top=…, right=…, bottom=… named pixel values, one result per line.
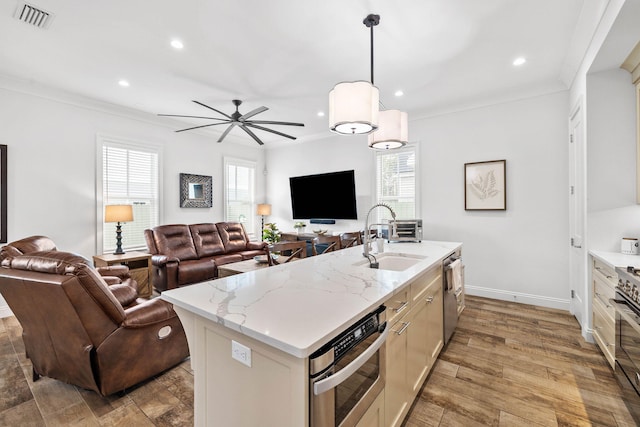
left=404, top=296, right=638, bottom=427
left=0, top=295, right=636, bottom=426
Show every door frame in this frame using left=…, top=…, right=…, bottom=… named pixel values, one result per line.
left=568, top=97, right=589, bottom=340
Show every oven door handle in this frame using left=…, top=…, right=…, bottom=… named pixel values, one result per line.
left=610, top=298, right=640, bottom=335
left=313, top=324, right=389, bottom=396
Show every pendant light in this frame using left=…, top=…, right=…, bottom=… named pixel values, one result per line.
left=329, top=14, right=381, bottom=135
left=368, top=109, right=408, bottom=150
left=329, top=14, right=409, bottom=150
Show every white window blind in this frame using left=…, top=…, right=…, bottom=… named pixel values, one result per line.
left=100, top=139, right=160, bottom=253
left=375, top=146, right=417, bottom=222
left=224, top=157, right=256, bottom=237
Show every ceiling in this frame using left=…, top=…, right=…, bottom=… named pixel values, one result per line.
left=0, top=0, right=609, bottom=146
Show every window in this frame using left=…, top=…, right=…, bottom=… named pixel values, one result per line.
left=97, top=136, right=161, bottom=253
left=374, top=145, right=418, bottom=222
left=224, top=157, right=256, bottom=237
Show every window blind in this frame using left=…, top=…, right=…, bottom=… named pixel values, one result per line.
left=375, top=147, right=417, bottom=222
left=102, top=142, right=159, bottom=253
left=224, top=157, right=256, bottom=237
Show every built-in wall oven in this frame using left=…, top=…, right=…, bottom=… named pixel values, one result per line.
left=611, top=266, right=640, bottom=424
left=309, top=305, right=388, bottom=427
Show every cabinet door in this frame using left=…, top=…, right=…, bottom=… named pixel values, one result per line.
left=406, top=298, right=429, bottom=396
left=425, top=283, right=444, bottom=367
left=357, top=389, right=385, bottom=427
left=385, top=319, right=409, bottom=427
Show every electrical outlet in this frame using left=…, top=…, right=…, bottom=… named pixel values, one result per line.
left=231, top=340, right=252, bottom=367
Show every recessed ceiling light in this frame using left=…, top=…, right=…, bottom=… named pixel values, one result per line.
left=317, top=111, right=325, bottom=117
left=513, top=57, right=526, bottom=66
left=394, top=90, right=404, bottom=97
left=118, top=79, right=130, bottom=87
left=170, top=39, right=184, bottom=50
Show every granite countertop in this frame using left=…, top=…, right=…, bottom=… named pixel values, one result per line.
left=589, top=250, right=640, bottom=269
left=161, top=240, right=461, bottom=358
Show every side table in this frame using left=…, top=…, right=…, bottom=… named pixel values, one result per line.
left=93, top=251, right=153, bottom=298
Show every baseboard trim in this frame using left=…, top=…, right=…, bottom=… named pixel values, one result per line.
left=466, top=285, right=570, bottom=311
left=0, top=305, right=13, bottom=319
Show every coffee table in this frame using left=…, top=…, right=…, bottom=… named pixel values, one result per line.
left=217, top=258, right=271, bottom=278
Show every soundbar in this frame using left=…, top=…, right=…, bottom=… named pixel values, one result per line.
left=309, top=219, right=336, bottom=225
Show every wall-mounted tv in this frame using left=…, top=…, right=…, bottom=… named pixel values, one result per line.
left=289, top=170, right=358, bottom=220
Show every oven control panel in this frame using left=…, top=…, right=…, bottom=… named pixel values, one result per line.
left=334, top=316, right=379, bottom=360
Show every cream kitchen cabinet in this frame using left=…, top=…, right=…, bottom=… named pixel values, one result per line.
left=385, top=264, right=443, bottom=427
left=591, top=257, right=617, bottom=368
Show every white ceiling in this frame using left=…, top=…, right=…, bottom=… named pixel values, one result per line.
left=0, top=0, right=609, bottom=146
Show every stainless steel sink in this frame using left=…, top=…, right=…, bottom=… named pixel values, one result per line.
left=353, top=253, right=427, bottom=271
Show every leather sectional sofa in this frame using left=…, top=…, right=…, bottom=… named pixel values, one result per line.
left=144, top=222, right=268, bottom=292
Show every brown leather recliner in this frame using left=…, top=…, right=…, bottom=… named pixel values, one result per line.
left=0, top=250, right=189, bottom=396
left=0, top=235, right=141, bottom=306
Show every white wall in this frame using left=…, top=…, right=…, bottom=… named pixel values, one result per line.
left=267, top=92, right=571, bottom=309
left=265, top=135, right=377, bottom=234
left=0, top=83, right=265, bottom=316
left=587, top=68, right=640, bottom=251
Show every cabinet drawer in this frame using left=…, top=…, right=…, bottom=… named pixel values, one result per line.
left=593, top=258, right=617, bottom=288
left=592, top=299, right=615, bottom=368
left=386, top=288, right=410, bottom=325
left=411, top=266, right=441, bottom=304
left=593, top=274, right=615, bottom=320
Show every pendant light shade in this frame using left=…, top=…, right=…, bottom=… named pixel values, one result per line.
left=368, top=109, right=408, bottom=150
left=329, top=81, right=379, bottom=134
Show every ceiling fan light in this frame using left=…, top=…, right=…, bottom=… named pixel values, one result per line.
left=329, top=81, right=379, bottom=135
left=368, top=109, right=408, bottom=150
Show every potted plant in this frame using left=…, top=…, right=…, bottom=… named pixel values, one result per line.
left=262, top=222, right=281, bottom=244
left=293, top=221, right=307, bottom=234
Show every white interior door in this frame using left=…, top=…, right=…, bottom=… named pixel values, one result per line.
left=569, top=101, right=587, bottom=329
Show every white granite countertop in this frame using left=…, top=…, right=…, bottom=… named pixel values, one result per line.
left=161, top=240, right=461, bottom=358
left=589, top=250, right=640, bottom=269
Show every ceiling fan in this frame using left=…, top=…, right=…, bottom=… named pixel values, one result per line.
left=159, top=99, right=305, bottom=145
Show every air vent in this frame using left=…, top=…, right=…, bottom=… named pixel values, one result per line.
left=13, top=1, right=53, bottom=29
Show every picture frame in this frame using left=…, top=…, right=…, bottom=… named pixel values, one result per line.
left=464, top=159, right=506, bottom=211
left=0, top=145, right=6, bottom=243
left=179, top=173, right=212, bottom=208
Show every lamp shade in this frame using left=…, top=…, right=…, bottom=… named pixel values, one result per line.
left=105, top=204, right=134, bottom=223
left=329, top=81, right=379, bottom=135
left=368, top=109, right=408, bottom=150
left=256, top=203, right=272, bottom=216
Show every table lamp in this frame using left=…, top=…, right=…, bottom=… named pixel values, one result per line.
left=105, top=204, right=134, bottom=255
left=257, top=203, right=271, bottom=240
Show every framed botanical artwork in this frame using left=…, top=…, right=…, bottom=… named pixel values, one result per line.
left=179, top=173, right=212, bottom=208
left=464, top=159, right=506, bottom=211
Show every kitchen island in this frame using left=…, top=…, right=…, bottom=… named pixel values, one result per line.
left=161, top=240, right=462, bottom=426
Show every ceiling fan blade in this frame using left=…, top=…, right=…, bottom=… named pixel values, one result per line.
left=240, top=106, right=268, bottom=120
left=175, top=122, right=230, bottom=133
left=158, top=114, right=227, bottom=121
left=238, top=124, right=264, bottom=146
left=217, top=123, right=237, bottom=143
left=246, top=120, right=305, bottom=127
left=245, top=123, right=297, bottom=140
left=192, top=100, right=232, bottom=119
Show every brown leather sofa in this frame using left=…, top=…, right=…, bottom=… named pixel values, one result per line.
left=144, top=222, right=268, bottom=291
left=0, top=250, right=189, bottom=396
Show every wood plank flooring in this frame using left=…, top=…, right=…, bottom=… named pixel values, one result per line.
left=404, top=296, right=638, bottom=427
left=0, top=295, right=636, bottom=426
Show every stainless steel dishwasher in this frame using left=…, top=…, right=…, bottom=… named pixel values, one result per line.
left=443, top=253, right=463, bottom=344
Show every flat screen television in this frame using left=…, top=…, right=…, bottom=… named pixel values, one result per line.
left=289, top=170, right=358, bottom=220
